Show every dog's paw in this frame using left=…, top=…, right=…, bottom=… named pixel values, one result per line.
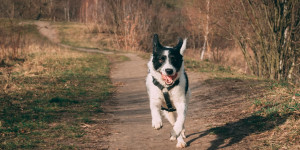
left=176, top=141, right=187, bottom=148
left=152, top=120, right=162, bottom=129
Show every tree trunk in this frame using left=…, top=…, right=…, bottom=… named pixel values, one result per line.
left=11, top=3, right=14, bottom=19
left=95, top=0, right=98, bottom=22
left=64, top=7, right=67, bottom=21
left=85, top=1, right=88, bottom=23
left=200, top=36, right=207, bottom=60
left=49, top=0, right=52, bottom=20
left=200, top=0, right=209, bottom=60
left=67, top=7, right=70, bottom=22
left=67, top=0, right=70, bottom=22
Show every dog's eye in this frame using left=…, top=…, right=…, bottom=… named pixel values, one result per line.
left=169, top=56, right=176, bottom=61
left=159, top=56, right=166, bottom=63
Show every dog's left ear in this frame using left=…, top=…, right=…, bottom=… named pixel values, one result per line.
left=175, top=38, right=187, bottom=55
left=153, top=34, right=162, bottom=53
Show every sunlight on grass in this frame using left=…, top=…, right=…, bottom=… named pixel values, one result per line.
left=0, top=49, right=113, bottom=149
left=0, top=21, right=113, bottom=149
left=249, top=81, right=300, bottom=149
left=54, top=22, right=112, bottom=50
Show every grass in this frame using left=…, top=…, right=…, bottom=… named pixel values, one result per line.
left=0, top=50, right=113, bottom=149
left=0, top=20, right=114, bottom=149
left=192, top=77, right=299, bottom=149
left=54, top=22, right=113, bottom=50
left=208, top=78, right=299, bottom=149
left=185, top=58, right=232, bottom=73
left=0, top=19, right=48, bottom=66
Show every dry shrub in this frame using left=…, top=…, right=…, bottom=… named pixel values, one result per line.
left=0, top=24, right=27, bottom=65
left=0, top=20, right=54, bottom=66
left=0, top=19, right=60, bottom=83
left=185, top=47, right=249, bottom=74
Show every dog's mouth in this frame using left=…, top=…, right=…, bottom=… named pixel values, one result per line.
left=162, top=73, right=178, bottom=85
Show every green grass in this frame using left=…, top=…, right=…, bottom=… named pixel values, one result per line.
left=0, top=51, right=113, bottom=149
left=0, top=21, right=114, bottom=149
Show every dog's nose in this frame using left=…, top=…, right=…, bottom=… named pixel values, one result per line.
left=165, top=69, right=174, bottom=75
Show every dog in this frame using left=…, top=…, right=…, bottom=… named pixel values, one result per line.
left=146, top=34, right=190, bottom=148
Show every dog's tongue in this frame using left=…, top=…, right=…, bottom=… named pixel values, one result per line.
left=162, top=73, right=177, bottom=85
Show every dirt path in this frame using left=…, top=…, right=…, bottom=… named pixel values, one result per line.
left=34, top=21, right=114, bottom=54
left=35, top=21, right=262, bottom=149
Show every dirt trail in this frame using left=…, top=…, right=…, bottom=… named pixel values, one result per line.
left=34, top=21, right=113, bottom=54
left=36, top=21, right=260, bottom=149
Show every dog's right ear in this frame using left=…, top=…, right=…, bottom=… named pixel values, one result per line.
left=153, top=34, right=162, bottom=53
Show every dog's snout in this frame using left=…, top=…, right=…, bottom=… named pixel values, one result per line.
left=165, top=69, right=174, bottom=75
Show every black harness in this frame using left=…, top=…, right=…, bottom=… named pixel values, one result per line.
left=152, top=72, right=189, bottom=112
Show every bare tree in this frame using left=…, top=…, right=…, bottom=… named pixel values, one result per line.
left=200, top=0, right=210, bottom=60
left=225, top=0, right=299, bottom=80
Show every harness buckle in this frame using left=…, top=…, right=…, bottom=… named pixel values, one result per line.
left=161, top=106, right=176, bottom=112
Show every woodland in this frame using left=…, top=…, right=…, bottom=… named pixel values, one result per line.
left=1, top=0, right=299, bottom=81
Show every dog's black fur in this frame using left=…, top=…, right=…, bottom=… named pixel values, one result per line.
left=152, top=34, right=184, bottom=72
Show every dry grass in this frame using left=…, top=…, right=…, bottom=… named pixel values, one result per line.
left=185, top=47, right=249, bottom=74
left=0, top=20, right=114, bottom=149
left=0, top=19, right=43, bottom=66
left=54, top=22, right=113, bottom=50
left=246, top=81, right=300, bottom=149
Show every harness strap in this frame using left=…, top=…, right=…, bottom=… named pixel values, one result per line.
left=184, top=72, right=189, bottom=95
left=161, top=92, right=176, bottom=112
left=152, top=72, right=188, bottom=112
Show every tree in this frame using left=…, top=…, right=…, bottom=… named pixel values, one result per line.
left=225, top=0, right=299, bottom=80
left=200, top=0, right=210, bottom=60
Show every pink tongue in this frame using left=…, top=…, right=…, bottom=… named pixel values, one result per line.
left=162, top=73, right=177, bottom=85
left=164, top=75, right=173, bottom=84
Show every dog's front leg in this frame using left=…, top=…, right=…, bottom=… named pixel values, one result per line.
left=150, top=100, right=163, bottom=129
left=172, top=101, right=186, bottom=136
left=172, top=101, right=187, bottom=148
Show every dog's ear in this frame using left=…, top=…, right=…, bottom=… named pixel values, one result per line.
left=153, top=34, right=162, bottom=53
left=175, top=38, right=183, bottom=50
left=180, top=38, right=187, bottom=55
left=175, top=38, right=187, bottom=55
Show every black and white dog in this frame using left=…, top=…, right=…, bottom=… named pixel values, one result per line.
left=146, top=34, right=190, bottom=148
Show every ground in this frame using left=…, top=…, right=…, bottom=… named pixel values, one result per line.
left=26, top=21, right=299, bottom=149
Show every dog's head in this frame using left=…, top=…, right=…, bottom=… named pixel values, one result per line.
left=152, top=34, right=187, bottom=85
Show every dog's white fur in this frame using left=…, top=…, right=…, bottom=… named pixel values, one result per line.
left=146, top=39, right=190, bottom=148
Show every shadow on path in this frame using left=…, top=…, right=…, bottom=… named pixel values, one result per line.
left=187, top=112, right=290, bottom=150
